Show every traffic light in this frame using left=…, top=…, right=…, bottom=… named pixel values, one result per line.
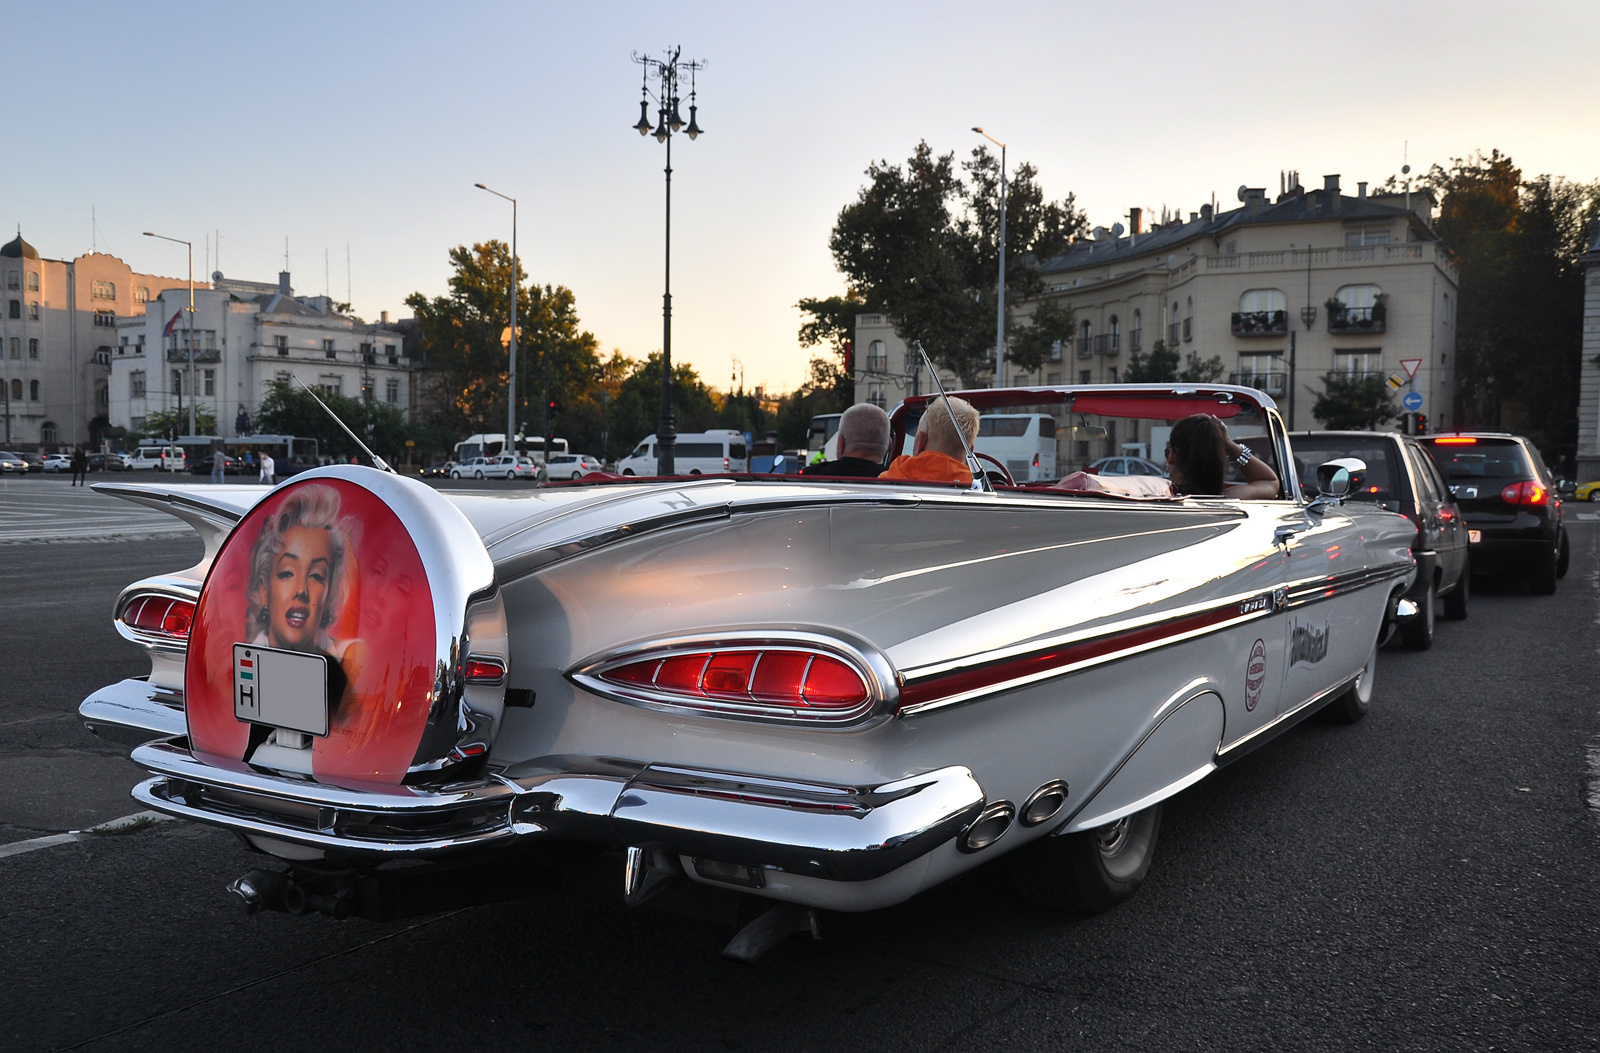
left=1415, top=413, right=1427, bottom=435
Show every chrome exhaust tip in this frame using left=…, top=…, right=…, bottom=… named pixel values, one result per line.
left=958, top=800, right=1015, bottom=853
left=1019, top=780, right=1070, bottom=827
left=226, top=869, right=287, bottom=915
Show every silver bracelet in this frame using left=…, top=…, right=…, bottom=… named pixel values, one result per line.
left=1234, top=447, right=1253, bottom=469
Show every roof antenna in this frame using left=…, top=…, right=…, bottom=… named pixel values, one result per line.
left=910, top=340, right=992, bottom=493
left=290, top=374, right=395, bottom=474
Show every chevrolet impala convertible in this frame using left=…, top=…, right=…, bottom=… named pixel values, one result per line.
left=80, top=384, right=1415, bottom=959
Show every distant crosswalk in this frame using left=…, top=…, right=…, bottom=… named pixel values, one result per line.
left=0, top=477, right=190, bottom=542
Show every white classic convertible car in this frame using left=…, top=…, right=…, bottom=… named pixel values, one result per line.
left=79, top=384, right=1416, bottom=959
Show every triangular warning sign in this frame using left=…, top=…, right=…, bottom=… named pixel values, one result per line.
left=1399, top=358, right=1422, bottom=379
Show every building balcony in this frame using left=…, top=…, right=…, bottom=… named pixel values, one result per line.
left=1231, top=310, right=1287, bottom=337
left=1327, top=306, right=1386, bottom=334
left=1229, top=371, right=1286, bottom=397
left=166, top=347, right=222, bottom=363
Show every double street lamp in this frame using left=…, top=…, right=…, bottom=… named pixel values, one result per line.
left=142, top=231, right=196, bottom=435
left=631, top=46, right=704, bottom=476
left=474, top=183, right=521, bottom=453
left=973, top=127, right=1007, bottom=389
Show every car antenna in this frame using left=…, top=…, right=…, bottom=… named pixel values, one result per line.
left=290, top=374, right=396, bottom=474
left=911, top=340, right=992, bottom=493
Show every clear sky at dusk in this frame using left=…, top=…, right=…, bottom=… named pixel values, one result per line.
left=5, top=0, right=1597, bottom=394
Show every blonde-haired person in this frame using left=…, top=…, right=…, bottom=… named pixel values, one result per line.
left=880, top=396, right=980, bottom=485
left=242, top=484, right=366, bottom=761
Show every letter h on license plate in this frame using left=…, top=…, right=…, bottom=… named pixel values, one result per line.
left=234, top=643, right=330, bottom=736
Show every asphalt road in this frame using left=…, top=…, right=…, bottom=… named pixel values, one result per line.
left=2, top=487, right=1598, bottom=1051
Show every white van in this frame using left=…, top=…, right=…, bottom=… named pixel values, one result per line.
left=974, top=413, right=1057, bottom=483
left=127, top=445, right=186, bottom=472
left=617, top=431, right=750, bottom=476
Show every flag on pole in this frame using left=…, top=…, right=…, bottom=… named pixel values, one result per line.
left=162, top=309, right=184, bottom=337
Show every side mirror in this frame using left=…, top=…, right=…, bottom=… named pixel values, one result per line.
left=1310, top=457, right=1367, bottom=511
left=1557, top=478, right=1576, bottom=496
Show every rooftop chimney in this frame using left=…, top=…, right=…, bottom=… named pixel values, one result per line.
left=380, top=310, right=389, bottom=324
left=1357, top=181, right=1368, bottom=199
left=1130, top=207, right=1142, bottom=235
left=1190, top=211, right=1199, bottom=223
left=1324, top=174, right=1341, bottom=214
left=278, top=271, right=291, bottom=296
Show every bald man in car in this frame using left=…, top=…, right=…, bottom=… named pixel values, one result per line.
left=879, top=396, right=979, bottom=486
left=802, top=403, right=892, bottom=478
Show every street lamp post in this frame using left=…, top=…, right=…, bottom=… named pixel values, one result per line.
left=143, top=232, right=195, bottom=435
left=474, top=184, right=519, bottom=455
left=973, top=128, right=1007, bottom=388
left=632, top=46, right=705, bottom=476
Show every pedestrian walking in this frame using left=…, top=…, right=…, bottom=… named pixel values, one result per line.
left=259, top=452, right=275, bottom=485
left=211, top=447, right=226, bottom=484
left=69, top=445, right=88, bottom=486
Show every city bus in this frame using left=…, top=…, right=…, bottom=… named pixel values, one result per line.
left=454, top=433, right=569, bottom=465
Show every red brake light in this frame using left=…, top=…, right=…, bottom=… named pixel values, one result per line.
left=1501, top=480, right=1548, bottom=506
left=1434, top=437, right=1478, bottom=445
left=462, top=655, right=506, bottom=684
left=121, top=594, right=196, bottom=639
left=591, top=647, right=874, bottom=721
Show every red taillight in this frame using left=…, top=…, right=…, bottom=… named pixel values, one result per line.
left=595, top=648, right=872, bottom=717
left=1501, top=480, right=1548, bottom=506
left=1434, top=437, right=1478, bottom=445
left=122, top=594, right=196, bottom=639
left=462, top=655, right=506, bottom=684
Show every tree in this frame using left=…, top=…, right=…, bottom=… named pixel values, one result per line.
left=818, top=141, right=1086, bottom=386
left=137, top=407, right=217, bottom=439
left=1424, top=151, right=1599, bottom=459
left=606, top=354, right=724, bottom=456
left=254, top=381, right=407, bottom=463
left=1125, top=339, right=1180, bottom=382
left=1179, top=351, right=1226, bottom=383
left=1311, top=372, right=1397, bottom=430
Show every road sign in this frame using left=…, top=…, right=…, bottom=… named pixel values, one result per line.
left=1386, top=373, right=1405, bottom=391
left=1403, top=391, right=1424, bottom=411
left=1400, top=358, right=1423, bottom=379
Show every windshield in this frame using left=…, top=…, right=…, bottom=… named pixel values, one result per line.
left=1423, top=440, right=1532, bottom=484
left=1290, top=435, right=1399, bottom=502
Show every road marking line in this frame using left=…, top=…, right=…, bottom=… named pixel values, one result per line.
left=0, top=810, right=176, bottom=859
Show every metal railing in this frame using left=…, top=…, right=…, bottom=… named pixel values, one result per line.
left=1327, top=306, right=1386, bottom=334
left=1229, top=370, right=1286, bottom=396
left=1231, top=310, right=1287, bottom=336
left=864, top=353, right=888, bottom=373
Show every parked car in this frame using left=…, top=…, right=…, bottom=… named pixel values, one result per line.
left=188, top=453, right=238, bottom=476
left=41, top=453, right=72, bottom=472
left=80, top=383, right=1417, bottom=960
left=450, top=456, right=491, bottom=479
left=1088, top=455, right=1168, bottom=478
left=1574, top=480, right=1600, bottom=502
left=0, top=451, right=29, bottom=474
left=1418, top=433, right=1568, bottom=594
left=18, top=452, right=44, bottom=473
left=86, top=453, right=125, bottom=472
left=541, top=453, right=605, bottom=480
left=480, top=454, right=537, bottom=480
left=420, top=461, right=456, bottom=479
left=1291, top=431, right=1469, bottom=648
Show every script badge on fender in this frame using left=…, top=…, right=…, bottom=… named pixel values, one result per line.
left=234, top=643, right=330, bottom=737
left=1245, top=638, right=1268, bottom=712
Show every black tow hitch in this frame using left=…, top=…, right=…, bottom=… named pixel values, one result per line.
left=226, top=853, right=560, bottom=921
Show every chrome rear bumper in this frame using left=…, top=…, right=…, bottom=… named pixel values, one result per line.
left=122, top=738, right=985, bottom=880
left=80, top=678, right=187, bottom=745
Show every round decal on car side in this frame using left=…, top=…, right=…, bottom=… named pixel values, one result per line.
left=1245, top=638, right=1268, bottom=712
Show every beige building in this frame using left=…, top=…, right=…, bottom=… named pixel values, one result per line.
left=107, top=270, right=416, bottom=438
left=1, top=232, right=196, bottom=449
left=854, top=174, right=1459, bottom=465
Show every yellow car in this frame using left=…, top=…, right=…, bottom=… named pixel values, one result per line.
left=1576, top=480, right=1600, bottom=502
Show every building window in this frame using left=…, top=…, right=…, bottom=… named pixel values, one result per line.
left=30, top=379, right=41, bottom=401
left=276, top=371, right=291, bottom=385
left=204, top=369, right=215, bottom=396
left=1442, top=293, right=1452, bottom=324
left=323, top=338, right=336, bottom=359
left=1108, top=315, right=1120, bottom=352
left=275, top=335, right=288, bottom=356
left=93, top=309, right=115, bottom=327
left=28, top=338, right=39, bottom=359
left=1345, top=228, right=1391, bottom=247
left=8, top=379, right=20, bottom=401
left=91, top=280, right=116, bottom=300
left=131, top=416, right=145, bottom=431
left=1334, top=349, right=1381, bottom=376
left=131, top=370, right=146, bottom=398
left=7, top=337, right=17, bottom=359
left=8, top=299, right=18, bottom=319
left=865, top=339, right=886, bottom=372
left=97, top=384, right=108, bottom=409
left=1047, top=371, right=1062, bottom=385
left=5, top=271, right=16, bottom=290
left=385, top=344, right=397, bottom=364
left=41, top=421, right=57, bottom=443
left=867, top=383, right=886, bottom=409
left=1078, top=319, right=1092, bottom=356
left=1079, top=370, right=1092, bottom=384
left=1238, top=289, right=1286, bottom=314
left=1107, top=366, right=1118, bottom=383
left=26, top=272, right=38, bottom=291
left=318, top=375, right=342, bottom=396
left=28, top=302, right=39, bottom=320
left=386, top=378, right=400, bottom=403
left=133, top=286, right=149, bottom=304
left=1130, top=309, right=1142, bottom=352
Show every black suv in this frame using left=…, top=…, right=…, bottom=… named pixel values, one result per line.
left=1418, top=433, right=1568, bottom=595
left=1291, top=431, right=1470, bottom=649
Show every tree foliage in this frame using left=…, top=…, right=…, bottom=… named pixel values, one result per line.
left=819, top=142, right=1086, bottom=386
left=255, top=381, right=408, bottom=462
left=1311, top=372, right=1398, bottom=431
left=136, top=407, right=217, bottom=440
left=1122, top=340, right=1224, bottom=384
left=1424, top=151, right=1599, bottom=459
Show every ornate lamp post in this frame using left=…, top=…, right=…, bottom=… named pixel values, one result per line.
left=631, top=46, right=704, bottom=476
left=142, top=231, right=195, bottom=435
left=474, top=183, right=519, bottom=453
left=973, top=127, right=1007, bottom=388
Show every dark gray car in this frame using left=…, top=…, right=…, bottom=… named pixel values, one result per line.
left=1291, top=430, right=1470, bottom=650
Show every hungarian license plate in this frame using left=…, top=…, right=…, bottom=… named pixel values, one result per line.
left=1469, top=530, right=1482, bottom=544
left=233, top=643, right=329, bottom=736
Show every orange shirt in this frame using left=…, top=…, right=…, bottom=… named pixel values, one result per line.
left=879, top=451, right=973, bottom=486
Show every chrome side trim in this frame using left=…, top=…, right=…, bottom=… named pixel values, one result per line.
left=569, top=628, right=899, bottom=728
left=1282, top=559, right=1414, bottom=609
left=1215, top=673, right=1361, bottom=759
left=78, top=678, right=186, bottom=744
left=896, top=594, right=1276, bottom=715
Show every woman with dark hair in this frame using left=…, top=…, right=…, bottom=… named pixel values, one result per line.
left=1166, top=414, right=1279, bottom=499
